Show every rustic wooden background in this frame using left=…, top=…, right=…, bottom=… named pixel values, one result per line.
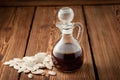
left=0, top=1, right=120, bottom=80
left=0, top=0, right=120, bottom=6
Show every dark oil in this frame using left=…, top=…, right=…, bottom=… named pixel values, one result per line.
left=52, top=50, right=83, bottom=72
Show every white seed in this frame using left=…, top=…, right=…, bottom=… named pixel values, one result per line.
left=17, top=62, right=23, bottom=67
left=22, top=56, right=29, bottom=61
left=18, top=67, right=26, bottom=73
left=32, top=69, right=45, bottom=75
left=44, top=62, right=52, bottom=70
left=28, top=73, right=33, bottom=78
left=22, top=61, right=36, bottom=71
left=43, top=55, right=53, bottom=70
left=14, top=65, right=20, bottom=70
left=44, top=55, right=51, bottom=62
left=23, top=56, right=35, bottom=62
left=9, top=62, right=16, bottom=67
left=34, top=53, right=47, bottom=63
left=48, top=55, right=54, bottom=66
left=37, top=63, right=45, bottom=68
left=3, top=61, right=11, bottom=65
left=48, top=71, right=56, bottom=76
left=4, top=60, right=15, bottom=66
left=49, top=61, right=53, bottom=67
left=35, top=52, right=47, bottom=57
left=41, top=72, right=45, bottom=76
left=25, top=61, right=35, bottom=67
left=27, top=67, right=34, bottom=72
left=13, top=58, right=23, bottom=62
left=23, top=69, right=30, bottom=73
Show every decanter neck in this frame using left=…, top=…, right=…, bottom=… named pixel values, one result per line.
left=61, top=29, right=74, bottom=41
left=62, top=28, right=73, bottom=34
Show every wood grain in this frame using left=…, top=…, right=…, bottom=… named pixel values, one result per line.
left=84, top=5, right=120, bottom=80
left=0, top=7, right=15, bottom=75
left=20, top=6, right=95, bottom=80
left=0, top=0, right=120, bottom=6
left=0, top=7, right=34, bottom=80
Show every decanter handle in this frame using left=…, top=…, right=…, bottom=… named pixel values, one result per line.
left=73, top=22, right=84, bottom=42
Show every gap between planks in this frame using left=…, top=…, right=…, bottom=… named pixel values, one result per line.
left=82, top=6, right=99, bottom=80
left=17, top=6, right=37, bottom=80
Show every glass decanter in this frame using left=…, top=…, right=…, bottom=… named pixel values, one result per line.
left=52, top=7, right=84, bottom=72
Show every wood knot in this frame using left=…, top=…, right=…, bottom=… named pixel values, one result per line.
left=0, top=26, right=12, bottom=32
left=0, top=54, right=3, bottom=61
left=112, top=5, right=120, bottom=23
left=116, top=9, right=120, bottom=16
left=3, top=27, right=12, bottom=31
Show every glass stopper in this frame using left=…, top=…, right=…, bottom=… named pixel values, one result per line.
left=58, top=7, right=74, bottom=23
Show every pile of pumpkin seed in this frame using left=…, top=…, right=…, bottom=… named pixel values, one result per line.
left=3, top=52, right=56, bottom=78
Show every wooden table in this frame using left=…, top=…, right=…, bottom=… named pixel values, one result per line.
left=0, top=5, right=120, bottom=80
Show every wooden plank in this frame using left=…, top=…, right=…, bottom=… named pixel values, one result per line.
left=0, top=7, right=34, bottom=80
left=0, top=0, right=120, bottom=6
left=0, top=7, right=15, bottom=73
left=20, top=7, right=55, bottom=80
left=20, top=6, right=95, bottom=80
left=84, top=5, right=120, bottom=80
